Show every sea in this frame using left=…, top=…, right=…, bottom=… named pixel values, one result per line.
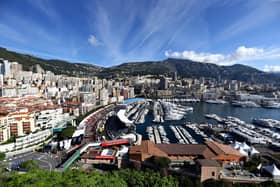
left=135, top=102, right=280, bottom=143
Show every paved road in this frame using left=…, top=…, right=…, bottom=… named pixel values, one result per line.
left=3, top=152, right=58, bottom=171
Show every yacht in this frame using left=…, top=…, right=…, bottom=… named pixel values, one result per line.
left=205, top=99, right=227, bottom=104
left=252, top=118, right=280, bottom=128
left=232, top=101, right=260, bottom=108
left=262, top=101, right=280, bottom=109
left=204, top=114, right=223, bottom=122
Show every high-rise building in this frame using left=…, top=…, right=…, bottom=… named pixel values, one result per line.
left=3, top=60, right=10, bottom=77
left=172, top=72, right=177, bottom=81
left=0, top=62, right=4, bottom=75
left=159, top=77, right=168, bottom=90
left=0, top=74, right=3, bottom=86
left=10, top=62, right=23, bottom=77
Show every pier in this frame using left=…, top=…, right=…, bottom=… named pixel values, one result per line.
left=146, top=125, right=170, bottom=144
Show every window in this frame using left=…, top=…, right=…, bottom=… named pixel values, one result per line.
left=212, top=172, right=215, bottom=177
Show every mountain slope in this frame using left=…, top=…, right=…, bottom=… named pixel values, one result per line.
left=0, top=47, right=279, bottom=83
left=0, top=47, right=103, bottom=76
left=98, top=58, right=279, bottom=83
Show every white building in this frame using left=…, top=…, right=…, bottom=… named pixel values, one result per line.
left=36, top=108, right=73, bottom=129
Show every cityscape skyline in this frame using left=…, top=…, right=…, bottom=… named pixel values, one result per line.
left=1, top=1, right=280, bottom=185
left=0, top=0, right=280, bottom=71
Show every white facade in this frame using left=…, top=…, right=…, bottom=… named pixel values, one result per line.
left=36, top=108, right=73, bottom=129
left=0, top=129, right=52, bottom=153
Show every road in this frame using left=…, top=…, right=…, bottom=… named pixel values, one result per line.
left=3, top=152, right=58, bottom=171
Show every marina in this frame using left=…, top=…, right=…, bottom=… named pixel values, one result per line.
left=146, top=125, right=170, bottom=144
left=126, top=100, right=150, bottom=124
left=169, top=125, right=198, bottom=144
left=202, top=113, right=280, bottom=145
left=152, top=101, right=164, bottom=123
left=136, top=101, right=280, bottom=146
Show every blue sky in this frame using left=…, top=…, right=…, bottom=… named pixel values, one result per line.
left=0, top=0, right=280, bottom=71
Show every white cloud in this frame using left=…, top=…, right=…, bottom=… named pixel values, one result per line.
left=264, top=65, right=280, bottom=72
left=88, top=35, right=102, bottom=46
left=165, top=46, right=280, bottom=66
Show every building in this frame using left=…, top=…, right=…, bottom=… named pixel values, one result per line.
left=172, top=72, right=177, bottom=81
left=0, top=109, right=36, bottom=143
left=205, top=141, right=247, bottom=165
left=0, top=112, right=9, bottom=142
left=36, top=107, right=73, bottom=129
left=129, top=140, right=168, bottom=163
left=8, top=110, right=36, bottom=137
left=0, top=74, right=4, bottom=86
left=3, top=60, right=10, bottom=77
left=0, top=129, right=52, bottom=153
left=0, top=96, right=73, bottom=144
left=159, top=77, right=168, bottom=90
left=129, top=140, right=215, bottom=166
left=129, top=140, right=247, bottom=173
left=196, top=159, right=221, bottom=182
left=10, top=62, right=23, bottom=78
left=99, top=88, right=109, bottom=106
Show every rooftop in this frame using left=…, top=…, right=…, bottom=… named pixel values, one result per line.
left=197, top=159, right=221, bottom=167
left=205, top=141, right=243, bottom=156
left=156, top=144, right=216, bottom=158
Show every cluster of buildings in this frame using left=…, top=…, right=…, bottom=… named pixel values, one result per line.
left=0, top=59, right=135, bottom=116
left=0, top=58, right=135, bottom=146
left=134, top=72, right=280, bottom=103
left=0, top=96, right=74, bottom=150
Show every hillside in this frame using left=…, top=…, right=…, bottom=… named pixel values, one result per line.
left=98, top=58, right=279, bottom=83
left=0, top=47, right=279, bottom=83
left=0, top=47, right=103, bottom=77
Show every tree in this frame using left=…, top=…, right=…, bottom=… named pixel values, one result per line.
left=59, top=126, right=76, bottom=139
left=0, top=152, right=5, bottom=161
left=149, top=156, right=171, bottom=169
left=20, top=160, right=39, bottom=171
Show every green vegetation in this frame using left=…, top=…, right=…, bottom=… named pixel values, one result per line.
left=0, top=167, right=280, bottom=187
left=148, top=156, right=171, bottom=169
left=97, top=58, right=280, bottom=83
left=0, top=169, right=178, bottom=187
left=58, top=126, right=76, bottom=140
left=0, top=152, right=5, bottom=161
left=20, top=160, right=39, bottom=171
left=0, top=47, right=102, bottom=77
left=243, top=156, right=262, bottom=172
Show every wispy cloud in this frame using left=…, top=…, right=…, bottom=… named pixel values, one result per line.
left=217, top=1, right=280, bottom=41
left=86, top=0, right=214, bottom=64
left=88, top=35, right=102, bottom=46
left=0, top=23, right=26, bottom=43
left=27, top=0, right=60, bottom=22
left=165, top=46, right=280, bottom=65
left=264, top=65, right=280, bottom=72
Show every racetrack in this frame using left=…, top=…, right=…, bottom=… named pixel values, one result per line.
left=4, top=152, right=58, bottom=171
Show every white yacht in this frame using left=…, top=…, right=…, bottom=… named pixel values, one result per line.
left=205, top=99, right=227, bottom=104
left=232, top=101, right=261, bottom=108
left=262, top=101, right=280, bottom=109
left=252, top=118, right=280, bottom=128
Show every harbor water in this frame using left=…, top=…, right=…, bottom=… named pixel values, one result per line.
left=136, top=102, right=280, bottom=143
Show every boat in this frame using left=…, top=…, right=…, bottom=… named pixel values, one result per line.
left=252, top=118, right=280, bottom=128
left=262, top=101, right=280, bottom=109
left=205, top=99, right=227, bottom=104
left=204, top=114, right=223, bottom=122
left=232, top=101, right=260, bottom=108
left=161, top=101, right=192, bottom=121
